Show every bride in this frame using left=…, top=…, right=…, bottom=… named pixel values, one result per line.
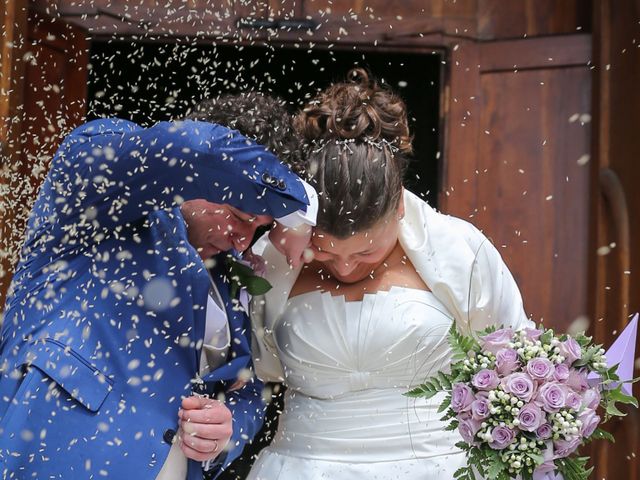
left=247, top=69, right=534, bottom=479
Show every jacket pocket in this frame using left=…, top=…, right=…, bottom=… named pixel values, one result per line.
left=23, top=338, right=113, bottom=412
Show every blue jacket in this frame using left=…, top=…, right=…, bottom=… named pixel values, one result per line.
left=0, top=118, right=310, bottom=479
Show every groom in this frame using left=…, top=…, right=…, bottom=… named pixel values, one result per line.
left=0, top=93, right=315, bottom=479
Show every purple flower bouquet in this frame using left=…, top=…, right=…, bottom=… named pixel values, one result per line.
left=406, top=324, right=638, bottom=480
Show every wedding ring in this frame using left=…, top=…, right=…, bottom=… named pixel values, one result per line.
left=212, top=439, right=219, bottom=453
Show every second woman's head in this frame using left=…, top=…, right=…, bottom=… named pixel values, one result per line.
left=296, top=68, right=413, bottom=283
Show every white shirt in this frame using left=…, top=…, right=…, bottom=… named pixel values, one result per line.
left=275, top=179, right=318, bottom=227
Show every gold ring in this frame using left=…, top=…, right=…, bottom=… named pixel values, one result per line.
left=212, top=439, right=219, bottom=453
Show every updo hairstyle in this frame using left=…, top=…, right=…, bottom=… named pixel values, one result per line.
left=295, top=68, right=412, bottom=238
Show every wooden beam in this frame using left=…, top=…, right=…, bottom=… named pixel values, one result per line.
left=478, top=34, right=592, bottom=72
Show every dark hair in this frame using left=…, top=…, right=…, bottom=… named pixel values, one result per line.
left=295, top=68, right=412, bottom=238
left=184, top=92, right=304, bottom=173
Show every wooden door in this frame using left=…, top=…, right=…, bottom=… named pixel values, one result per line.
left=590, top=0, right=640, bottom=478
left=0, top=7, right=88, bottom=306
left=443, top=34, right=593, bottom=333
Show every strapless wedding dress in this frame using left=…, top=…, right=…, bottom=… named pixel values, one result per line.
left=247, top=286, right=467, bottom=479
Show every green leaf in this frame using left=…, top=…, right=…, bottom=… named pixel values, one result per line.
left=444, top=420, right=459, bottom=431
left=486, top=459, right=506, bottom=479
left=438, top=371, right=453, bottom=390
left=448, top=323, right=481, bottom=362
left=526, top=452, right=544, bottom=466
left=226, top=257, right=273, bottom=296
left=601, top=363, right=621, bottom=382
left=574, top=331, right=593, bottom=348
left=573, top=344, right=601, bottom=367
left=608, top=384, right=639, bottom=408
left=606, top=401, right=627, bottom=417
left=556, top=456, right=593, bottom=480
left=540, top=328, right=555, bottom=345
left=243, top=275, right=272, bottom=296
left=437, top=396, right=451, bottom=413
left=405, top=382, right=440, bottom=399
left=440, top=408, right=457, bottom=422
left=454, top=467, right=469, bottom=478
left=589, top=428, right=615, bottom=443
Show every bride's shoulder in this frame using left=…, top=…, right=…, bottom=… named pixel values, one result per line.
left=405, top=190, right=489, bottom=252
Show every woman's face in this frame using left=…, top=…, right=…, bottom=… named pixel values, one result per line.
left=310, top=202, right=404, bottom=284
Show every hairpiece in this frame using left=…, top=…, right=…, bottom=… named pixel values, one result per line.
left=310, top=137, right=399, bottom=157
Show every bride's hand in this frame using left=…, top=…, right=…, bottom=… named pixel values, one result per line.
left=177, top=396, right=233, bottom=462
left=269, top=221, right=314, bottom=268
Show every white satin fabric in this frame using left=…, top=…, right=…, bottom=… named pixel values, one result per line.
left=249, top=190, right=534, bottom=478
left=248, top=287, right=466, bottom=479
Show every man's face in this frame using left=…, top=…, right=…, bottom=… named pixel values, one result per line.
left=180, top=200, right=273, bottom=260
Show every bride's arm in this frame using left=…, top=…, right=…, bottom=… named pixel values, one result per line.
left=465, top=226, right=535, bottom=333
left=249, top=234, right=295, bottom=383
left=250, top=295, right=286, bottom=383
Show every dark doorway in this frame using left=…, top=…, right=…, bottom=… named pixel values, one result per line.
left=88, top=39, right=442, bottom=479
left=88, top=40, right=442, bottom=206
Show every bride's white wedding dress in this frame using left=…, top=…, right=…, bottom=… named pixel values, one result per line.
left=248, top=190, right=534, bottom=479
left=247, top=286, right=466, bottom=479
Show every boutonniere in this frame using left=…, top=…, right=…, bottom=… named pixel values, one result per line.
left=225, top=255, right=272, bottom=299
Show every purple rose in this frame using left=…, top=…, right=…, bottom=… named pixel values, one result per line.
left=536, top=423, right=553, bottom=440
left=565, top=369, right=589, bottom=392
left=553, top=435, right=581, bottom=459
left=582, top=388, right=601, bottom=410
left=458, top=417, right=481, bottom=445
left=457, top=410, right=472, bottom=421
left=502, top=373, right=536, bottom=402
left=535, top=382, right=567, bottom=413
left=517, top=402, right=546, bottom=432
left=452, top=383, right=474, bottom=413
left=527, top=357, right=556, bottom=381
left=495, top=348, right=520, bottom=375
left=489, top=425, right=516, bottom=450
left=565, top=391, right=582, bottom=411
left=553, top=363, right=570, bottom=382
left=472, top=369, right=500, bottom=391
left=470, top=395, right=491, bottom=421
left=558, top=338, right=582, bottom=365
left=480, top=328, right=514, bottom=354
left=578, top=408, right=601, bottom=438
left=524, top=327, right=544, bottom=342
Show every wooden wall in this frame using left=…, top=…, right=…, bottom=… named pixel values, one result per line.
left=30, top=0, right=589, bottom=42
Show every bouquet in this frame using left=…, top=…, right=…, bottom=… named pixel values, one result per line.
left=406, top=323, right=638, bottom=480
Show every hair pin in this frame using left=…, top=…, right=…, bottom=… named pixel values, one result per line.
left=310, top=137, right=399, bottom=156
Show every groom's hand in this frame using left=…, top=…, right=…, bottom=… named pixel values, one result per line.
left=177, top=396, right=233, bottom=462
left=269, top=221, right=313, bottom=268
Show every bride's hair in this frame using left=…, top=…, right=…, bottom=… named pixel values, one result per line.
left=296, top=68, right=412, bottom=238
